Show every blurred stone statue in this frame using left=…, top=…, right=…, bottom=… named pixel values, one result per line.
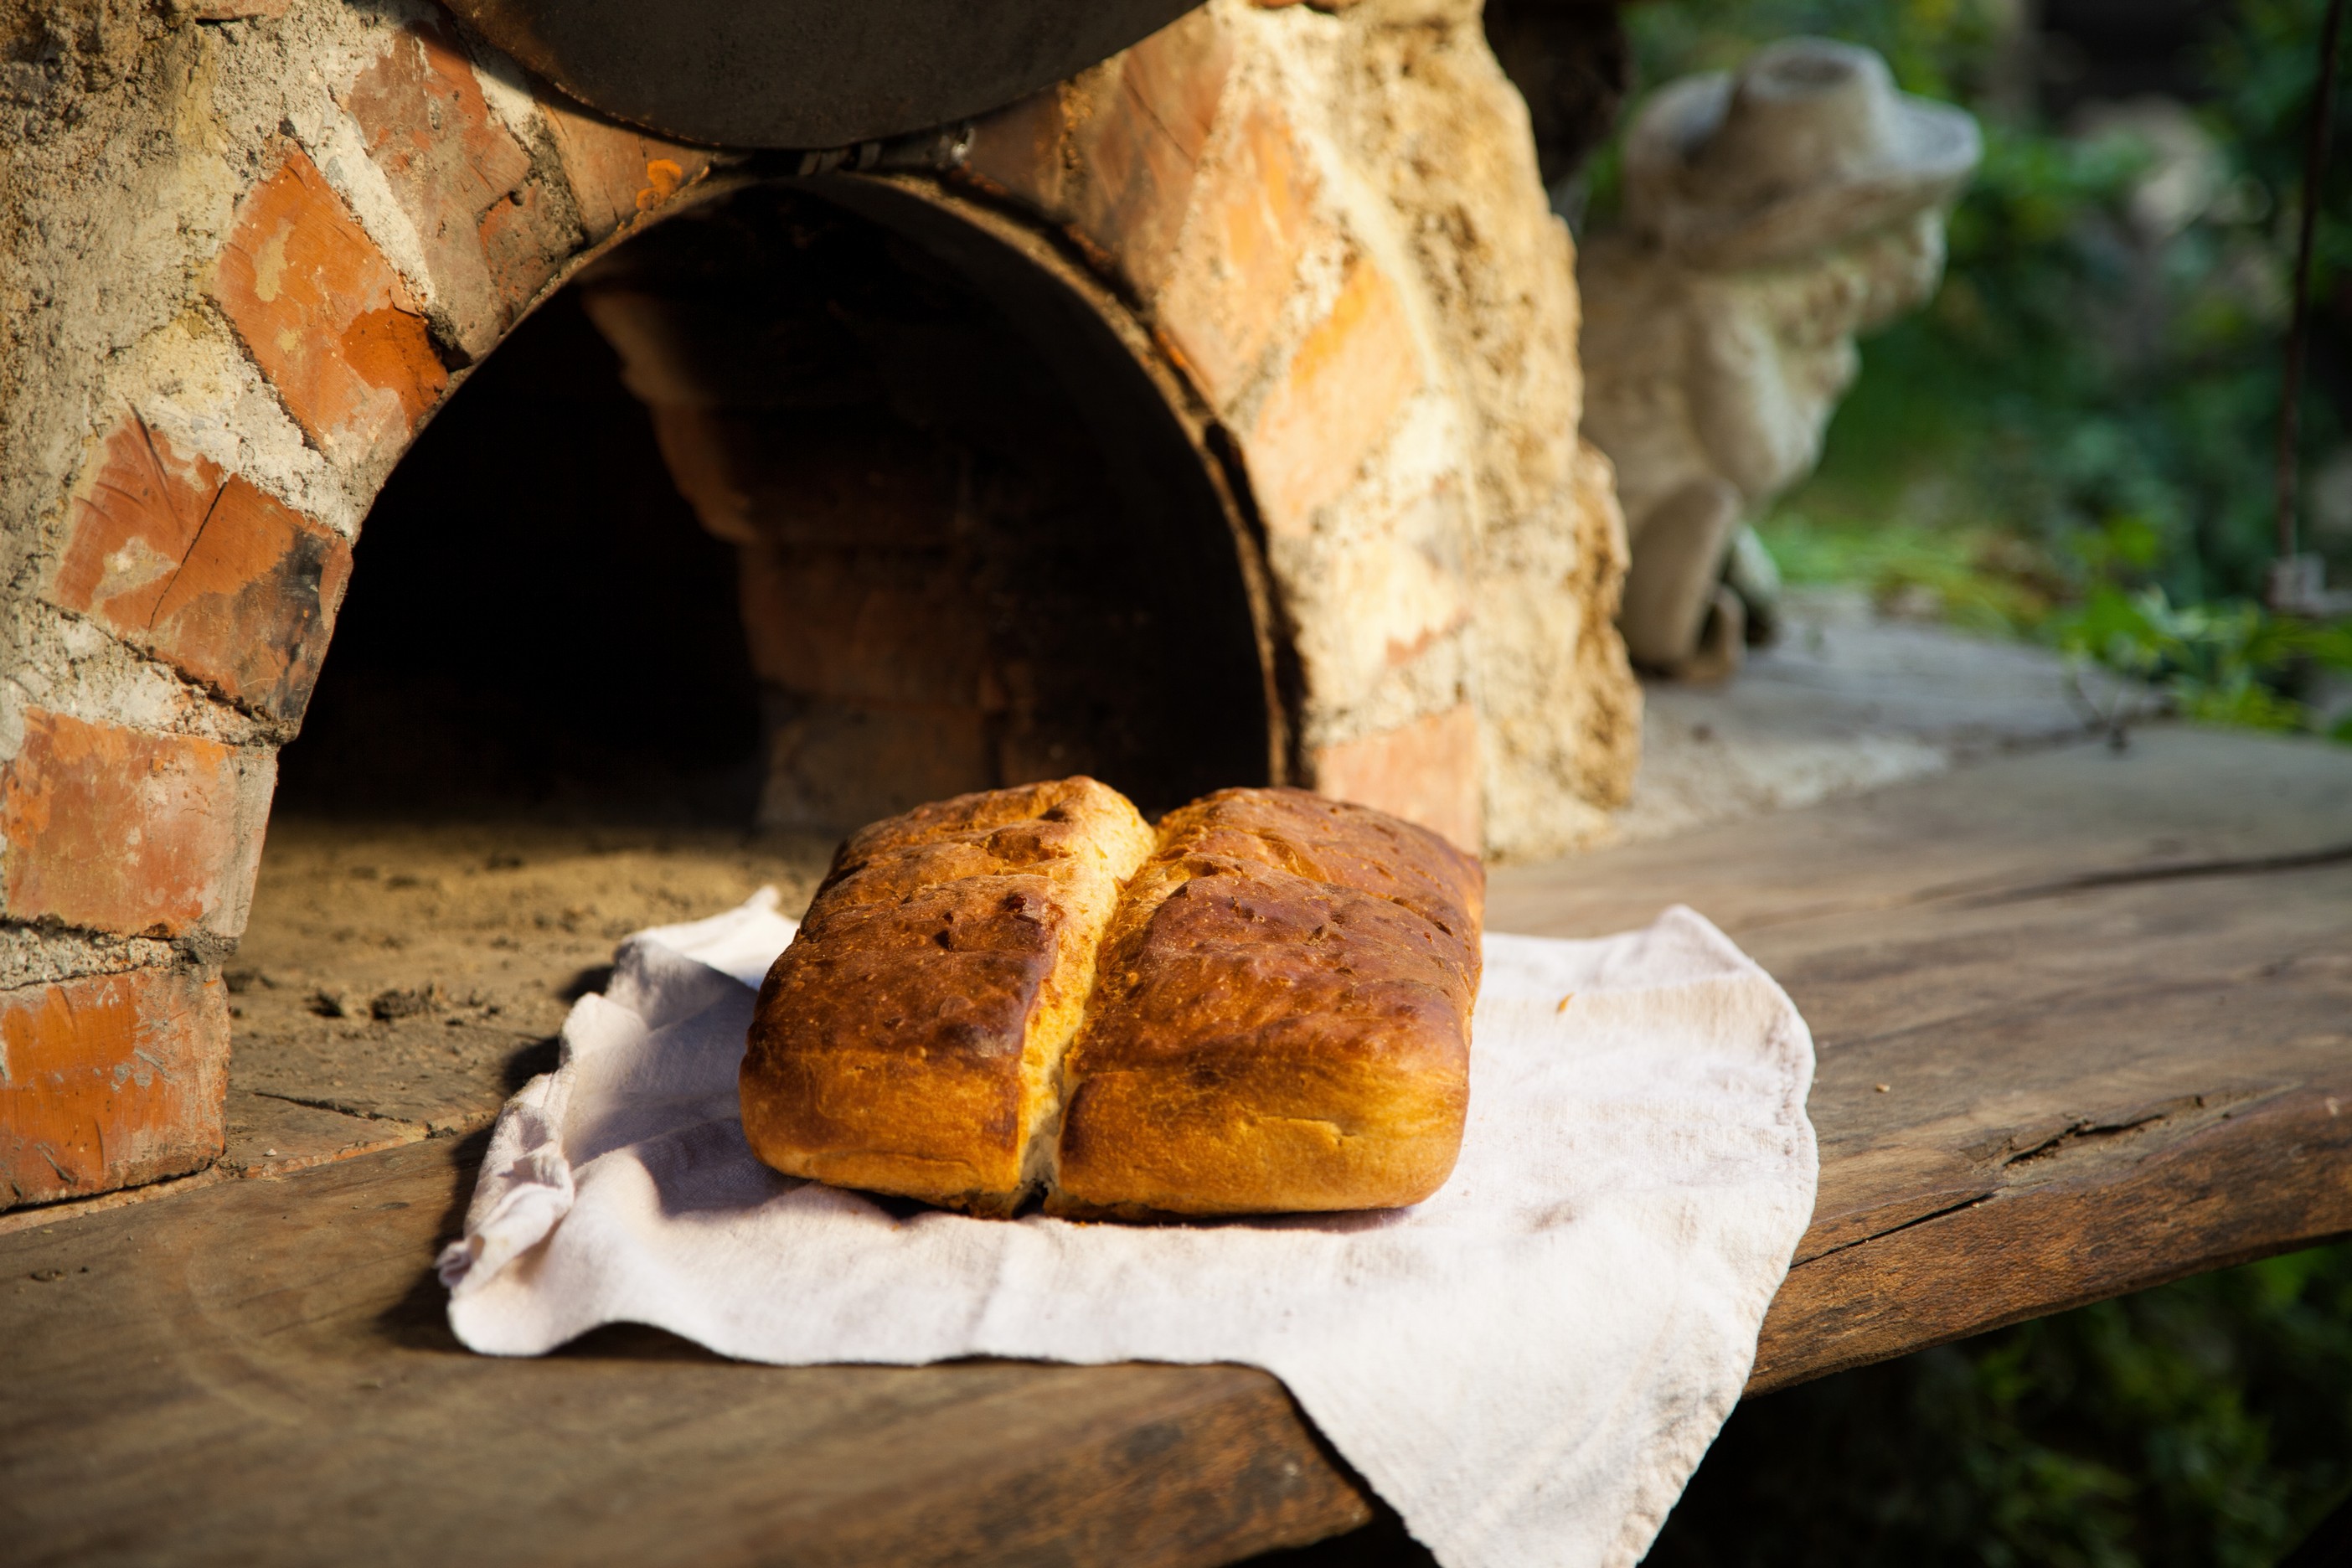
left=1580, top=38, right=1980, bottom=678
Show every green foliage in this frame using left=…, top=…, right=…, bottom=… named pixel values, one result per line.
left=1758, top=511, right=2060, bottom=635
left=2050, top=583, right=2352, bottom=731
left=1649, top=1244, right=2352, bottom=1568
left=1604, top=0, right=2352, bottom=739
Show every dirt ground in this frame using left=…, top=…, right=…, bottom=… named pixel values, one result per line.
left=216, top=816, right=834, bottom=1181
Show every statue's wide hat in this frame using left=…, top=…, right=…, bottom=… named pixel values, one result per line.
left=1622, top=39, right=1981, bottom=269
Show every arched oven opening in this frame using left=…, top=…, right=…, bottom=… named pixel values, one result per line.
left=2, top=0, right=1640, bottom=1211
left=276, top=177, right=1277, bottom=833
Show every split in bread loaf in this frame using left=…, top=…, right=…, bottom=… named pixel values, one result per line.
left=740, top=779, right=1483, bottom=1217
left=739, top=777, right=1154, bottom=1217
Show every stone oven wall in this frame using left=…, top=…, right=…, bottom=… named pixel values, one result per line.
left=951, top=0, right=1642, bottom=859
left=0, top=0, right=1638, bottom=1208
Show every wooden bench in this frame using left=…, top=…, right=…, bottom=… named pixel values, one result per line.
left=5, top=725, right=2347, bottom=1565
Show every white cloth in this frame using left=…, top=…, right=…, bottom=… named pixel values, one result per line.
left=440, top=890, right=1817, bottom=1568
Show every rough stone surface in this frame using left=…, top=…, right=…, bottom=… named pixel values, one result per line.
left=1333, top=0, right=1640, bottom=858
left=961, top=0, right=1642, bottom=857
left=0, top=964, right=230, bottom=1210
left=1154, top=102, right=1327, bottom=407
left=1070, top=8, right=1234, bottom=298
left=0, top=927, right=180, bottom=997
left=1244, top=257, right=1423, bottom=538
left=539, top=96, right=715, bottom=247
left=1478, top=441, right=1641, bottom=854
left=0, top=0, right=719, bottom=698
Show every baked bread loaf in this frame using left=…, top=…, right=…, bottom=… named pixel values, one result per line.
left=739, top=776, right=1155, bottom=1217
left=740, top=780, right=1483, bottom=1217
left=1050, top=787, right=1483, bottom=1218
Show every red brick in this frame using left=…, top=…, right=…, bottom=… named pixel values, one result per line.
left=962, top=85, right=1075, bottom=218
left=964, top=14, right=1229, bottom=299
left=1246, top=257, right=1423, bottom=535
left=49, top=417, right=350, bottom=720
left=339, top=17, right=534, bottom=356
left=737, top=546, right=996, bottom=709
left=1310, top=703, right=1482, bottom=853
left=0, top=709, right=267, bottom=940
left=541, top=100, right=714, bottom=245
left=650, top=407, right=959, bottom=550
left=761, top=701, right=998, bottom=833
left=209, top=146, right=448, bottom=462
left=1156, top=101, right=1326, bottom=408
left=477, top=178, right=568, bottom=320
left=1069, top=9, right=1232, bottom=299
left=0, top=967, right=229, bottom=1209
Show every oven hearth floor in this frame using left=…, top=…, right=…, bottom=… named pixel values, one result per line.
left=206, top=820, right=833, bottom=1190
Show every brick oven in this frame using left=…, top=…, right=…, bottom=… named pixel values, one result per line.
left=0, top=0, right=1638, bottom=1208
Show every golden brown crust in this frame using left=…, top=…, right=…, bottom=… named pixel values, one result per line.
left=741, top=782, right=1484, bottom=1219
left=739, top=776, right=1153, bottom=1214
left=1049, top=787, right=1483, bottom=1217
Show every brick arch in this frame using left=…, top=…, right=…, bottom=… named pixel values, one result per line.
left=1, top=0, right=1637, bottom=1207
left=0, top=7, right=750, bottom=1209
left=950, top=0, right=1638, bottom=859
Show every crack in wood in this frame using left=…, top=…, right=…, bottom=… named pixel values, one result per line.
left=1965, top=1086, right=2284, bottom=1174
left=1798, top=1089, right=2300, bottom=1266
left=1796, top=1190, right=1995, bottom=1264
left=1728, top=838, right=2352, bottom=935
left=1952, top=839, right=2352, bottom=910
left=1999, top=1113, right=2166, bottom=1167
left=246, top=1089, right=425, bottom=1127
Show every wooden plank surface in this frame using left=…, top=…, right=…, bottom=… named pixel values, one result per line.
left=3, top=724, right=2347, bottom=1565
left=0, top=1139, right=1371, bottom=1567
left=1483, top=725, right=2352, bottom=1392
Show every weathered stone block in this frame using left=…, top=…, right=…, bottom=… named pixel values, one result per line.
left=1155, top=101, right=1327, bottom=409
left=0, top=966, right=229, bottom=1210
left=1311, top=702, right=1482, bottom=852
left=1245, top=258, right=1423, bottom=536
left=1070, top=8, right=1232, bottom=298
left=962, top=9, right=1230, bottom=302
left=208, top=146, right=448, bottom=463
left=339, top=16, right=535, bottom=358
left=49, top=418, right=350, bottom=721
left=0, top=709, right=271, bottom=941
left=1273, top=477, right=1472, bottom=713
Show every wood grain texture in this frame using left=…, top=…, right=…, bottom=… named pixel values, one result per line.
left=1488, top=725, right=2352, bottom=1393
left=0, top=1137, right=1371, bottom=1567
left=3, top=724, right=2346, bottom=1565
